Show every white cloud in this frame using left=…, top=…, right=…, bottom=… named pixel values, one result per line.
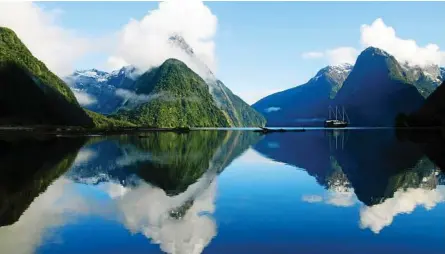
left=264, top=107, right=281, bottom=113
left=303, top=18, right=444, bottom=67
left=359, top=186, right=445, bottom=234
left=73, top=148, right=97, bottom=165
left=302, top=189, right=357, bottom=207
left=114, top=175, right=218, bottom=254
left=302, top=51, right=324, bottom=59
left=302, top=195, right=323, bottom=203
left=325, top=190, right=356, bottom=207
left=302, top=47, right=358, bottom=66
left=0, top=2, right=91, bottom=76
left=237, top=149, right=285, bottom=166
left=361, top=18, right=444, bottom=67
left=326, top=47, right=359, bottom=66
left=72, top=90, right=97, bottom=106
left=107, top=0, right=217, bottom=76
left=0, top=178, right=90, bottom=254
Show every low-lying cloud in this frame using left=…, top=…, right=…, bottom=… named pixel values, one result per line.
left=72, top=90, right=97, bottom=106
left=116, top=89, right=201, bottom=108
left=115, top=89, right=166, bottom=106
left=264, top=107, right=281, bottom=113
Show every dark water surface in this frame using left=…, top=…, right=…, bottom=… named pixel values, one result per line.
left=0, top=129, right=444, bottom=254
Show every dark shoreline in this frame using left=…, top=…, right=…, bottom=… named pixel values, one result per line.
left=0, top=125, right=444, bottom=137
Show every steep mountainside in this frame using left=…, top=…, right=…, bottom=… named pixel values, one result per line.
left=112, top=59, right=230, bottom=127
left=0, top=27, right=93, bottom=126
left=167, top=35, right=266, bottom=127
left=399, top=80, right=445, bottom=127
left=333, top=47, right=425, bottom=126
left=253, top=64, right=352, bottom=126
left=402, top=64, right=443, bottom=98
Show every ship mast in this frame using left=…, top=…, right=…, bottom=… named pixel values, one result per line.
left=342, top=107, right=345, bottom=121
left=335, top=106, right=339, bottom=120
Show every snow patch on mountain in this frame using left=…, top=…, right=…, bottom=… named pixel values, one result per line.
left=313, top=63, right=353, bottom=84
left=64, top=65, right=141, bottom=114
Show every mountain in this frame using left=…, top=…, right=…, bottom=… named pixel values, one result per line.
left=333, top=47, right=425, bottom=126
left=64, top=66, right=140, bottom=114
left=65, top=36, right=265, bottom=127
left=254, top=47, right=441, bottom=127
left=0, top=27, right=93, bottom=127
left=398, top=80, right=445, bottom=127
left=402, top=63, right=442, bottom=98
left=253, top=64, right=352, bottom=126
left=169, top=35, right=266, bottom=127
left=112, top=58, right=231, bottom=127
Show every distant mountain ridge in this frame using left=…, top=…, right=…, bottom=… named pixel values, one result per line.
left=254, top=46, right=442, bottom=127
left=64, top=66, right=140, bottom=114
left=253, top=63, right=353, bottom=126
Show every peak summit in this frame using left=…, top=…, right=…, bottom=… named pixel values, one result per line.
left=169, top=34, right=194, bottom=56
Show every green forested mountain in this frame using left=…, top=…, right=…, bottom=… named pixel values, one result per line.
left=211, top=79, right=266, bottom=126
left=113, top=59, right=230, bottom=127
left=0, top=27, right=93, bottom=127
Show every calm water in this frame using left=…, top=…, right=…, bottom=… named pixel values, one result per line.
left=0, top=129, right=444, bottom=254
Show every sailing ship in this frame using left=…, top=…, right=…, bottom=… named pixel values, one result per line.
left=324, top=106, right=349, bottom=128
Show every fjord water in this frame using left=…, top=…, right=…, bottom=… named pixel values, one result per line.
left=0, top=130, right=444, bottom=254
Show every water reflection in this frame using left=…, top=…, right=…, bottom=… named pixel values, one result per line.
left=254, top=129, right=445, bottom=234
left=0, top=130, right=444, bottom=253
left=0, top=135, right=87, bottom=254
left=0, top=131, right=261, bottom=254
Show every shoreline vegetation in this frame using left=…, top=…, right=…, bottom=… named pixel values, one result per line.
left=1, top=125, right=444, bottom=137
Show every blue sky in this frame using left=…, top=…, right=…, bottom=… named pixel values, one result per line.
left=4, top=1, right=445, bottom=104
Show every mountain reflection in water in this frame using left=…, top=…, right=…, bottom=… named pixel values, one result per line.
left=0, top=129, right=444, bottom=254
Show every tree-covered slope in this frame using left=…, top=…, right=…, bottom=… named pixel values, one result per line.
left=333, top=47, right=425, bottom=126
left=113, top=59, right=230, bottom=127
left=0, top=27, right=93, bottom=127
left=211, top=80, right=266, bottom=126
left=253, top=64, right=352, bottom=127
left=398, top=81, right=445, bottom=127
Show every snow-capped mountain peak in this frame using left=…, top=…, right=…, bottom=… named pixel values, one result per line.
left=313, top=63, right=353, bottom=84
left=110, top=65, right=139, bottom=79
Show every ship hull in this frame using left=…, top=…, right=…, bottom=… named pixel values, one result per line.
left=324, top=120, right=348, bottom=128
